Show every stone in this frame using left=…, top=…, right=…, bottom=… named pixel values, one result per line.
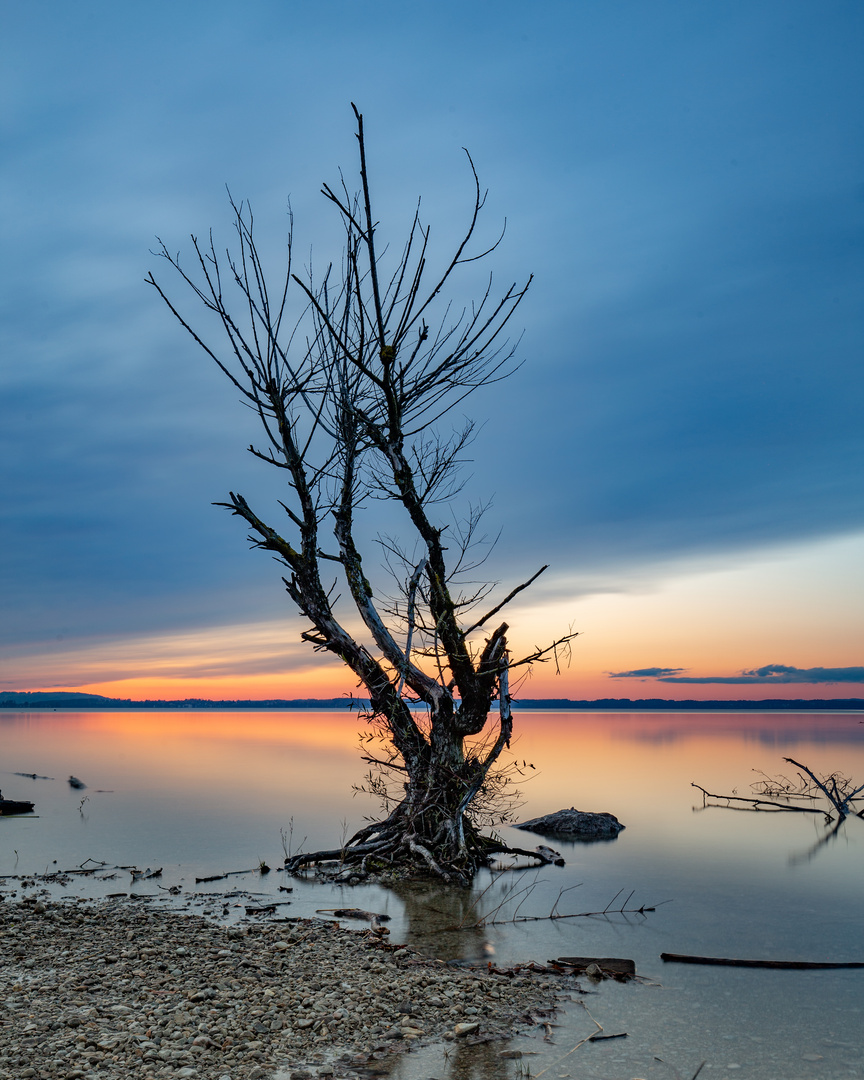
left=454, top=1021, right=481, bottom=1036
left=515, top=807, right=624, bottom=839
left=0, top=893, right=565, bottom=1079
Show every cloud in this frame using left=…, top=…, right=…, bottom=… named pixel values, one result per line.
left=608, top=667, right=686, bottom=679
left=1, top=2, right=861, bottom=662
left=659, top=665, right=864, bottom=685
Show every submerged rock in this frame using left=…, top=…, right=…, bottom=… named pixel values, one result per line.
left=515, top=808, right=624, bottom=839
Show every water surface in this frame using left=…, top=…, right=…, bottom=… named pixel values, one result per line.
left=2, top=709, right=862, bottom=1078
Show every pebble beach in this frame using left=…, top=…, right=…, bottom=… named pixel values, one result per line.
left=1, top=893, right=567, bottom=1080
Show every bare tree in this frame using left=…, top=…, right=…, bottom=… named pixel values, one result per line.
left=148, top=106, right=575, bottom=884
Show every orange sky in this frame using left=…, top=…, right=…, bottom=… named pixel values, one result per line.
left=6, top=532, right=861, bottom=702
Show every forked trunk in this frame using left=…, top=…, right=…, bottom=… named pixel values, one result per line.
left=151, top=107, right=576, bottom=885
left=284, top=691, right=556, bottom=884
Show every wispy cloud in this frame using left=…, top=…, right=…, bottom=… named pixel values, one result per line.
left=0, top=620, right=333, bottom=690
left=608, top=667, right=686, bottom=679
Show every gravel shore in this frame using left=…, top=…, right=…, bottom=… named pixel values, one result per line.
left=1, top=893, right=566, bottom=1080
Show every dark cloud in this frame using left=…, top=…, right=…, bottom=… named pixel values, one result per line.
left=608, top=668, right=687, bottom=679
left=660, top=665, right=864, bottom=685
left=0, top=2, right=861, bottom=652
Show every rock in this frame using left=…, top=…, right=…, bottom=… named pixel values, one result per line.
left=0, top=894, right=565, bottom=1079
left=515, top=807, right=624, bottom=839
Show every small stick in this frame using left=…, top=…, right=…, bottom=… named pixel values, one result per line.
left=195, top=868, right=262, bottom=883
left=531, top=1001, right=603, bottom=1077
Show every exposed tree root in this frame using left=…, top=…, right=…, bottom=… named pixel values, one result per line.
left=284, top=810, right=562, bottom=885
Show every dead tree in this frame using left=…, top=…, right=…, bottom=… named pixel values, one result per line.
left=148, top=106, right=575, bottom=884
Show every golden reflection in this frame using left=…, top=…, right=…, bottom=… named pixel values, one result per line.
left=59, top=709, right=366, bottom=753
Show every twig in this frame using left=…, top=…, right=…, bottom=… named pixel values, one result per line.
left=439, top=891, right=666, bottom=931
left=194, top=868, right=264, bottom=883
left=531, top=1001, right=603, bottom=1077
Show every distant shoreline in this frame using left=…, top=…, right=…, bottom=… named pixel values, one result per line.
left=1, top=691, right=862, bottom=711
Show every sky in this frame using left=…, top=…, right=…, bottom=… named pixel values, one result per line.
left=1, top=0, right=862, bottom=701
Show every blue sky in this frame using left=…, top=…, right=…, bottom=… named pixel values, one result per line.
left=1, top=1, right=862, bottom=696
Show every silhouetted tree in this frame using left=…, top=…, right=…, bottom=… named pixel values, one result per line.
left=148, top=106, right=574, bottom=883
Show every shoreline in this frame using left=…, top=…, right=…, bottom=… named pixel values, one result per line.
left=1, top=893, right=568, bottom=1079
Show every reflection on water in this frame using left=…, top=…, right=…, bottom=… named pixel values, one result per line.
left=2, top=709, right=863, bottom=1078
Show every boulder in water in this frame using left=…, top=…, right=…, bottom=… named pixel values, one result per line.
left=515, top=808, right=624, bottom=840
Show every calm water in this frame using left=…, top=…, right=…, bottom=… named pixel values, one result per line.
left=2, top=709, right=863, bottom=1079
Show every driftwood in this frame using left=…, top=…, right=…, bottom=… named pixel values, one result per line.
left=555, top=956, right=636, bottom=977
left=316, top=908, right=391, bottom=922
left=661, top=952, right=864, bottom=970
left=195, top=868, right=268, bottom=883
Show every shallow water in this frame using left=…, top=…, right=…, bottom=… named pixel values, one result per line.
left=2, top=709, right=863, bottom=1078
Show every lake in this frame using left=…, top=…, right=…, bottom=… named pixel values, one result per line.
left=2, top=709, right=863, bottom=1079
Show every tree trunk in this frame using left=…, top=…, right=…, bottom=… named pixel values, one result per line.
left=150, top=106, right=576, bottom=885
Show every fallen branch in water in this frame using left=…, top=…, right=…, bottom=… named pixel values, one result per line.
left=441, top=885, right=667, bottom=931
left=195, top=868, right=270, bottom=883
left=661, top=952, right=864, bottom=970
left=784, top=757, right=864, bottom=818
left=694, top=758, right=864, bottom=822
left=691, top=783, right=823, bottom=814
